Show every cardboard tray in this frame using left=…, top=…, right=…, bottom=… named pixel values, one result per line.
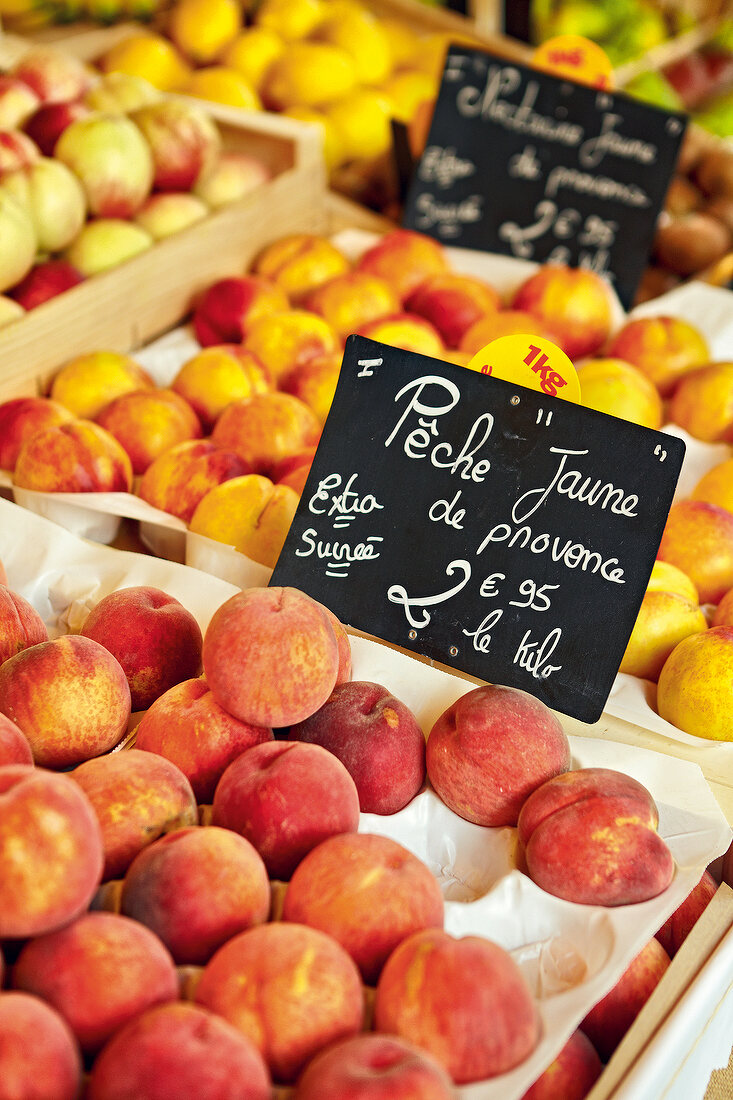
left=0, top=100, right=329, bottom=398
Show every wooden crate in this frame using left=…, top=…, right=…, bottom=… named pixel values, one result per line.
left=0, top=102, right=329, bottom=399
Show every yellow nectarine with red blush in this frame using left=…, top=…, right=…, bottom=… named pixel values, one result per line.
left=193, top=275, right=289, bottom=346
left=619, top=590, right=707, bottom=681
left=355, top=229, right=448, bottom=302
left=406, top=271, right=501, bottom=348
left=607, top=316, right=709, bottom=396
left=459, top=310, right=558, bottom=355
left=576, top=357, right=663, bottom=429
left=254, top=233, right=350, bottom=301
left=189, top=473, right=299, bottom=569
left=172, top=346, right=271, bottom=432
left=14, top=419, right=133, bottom=492
left=96, top=388, right=202, bottom=476
left=359, top=313, right=444, bottom=357
left=50, top=350, right=154, bottom=420
left=657, top=499, right=733, bottom=604
left=667, top=362, right=733, bottom=442
left=281, top=351, right=342, bottom=425
left=657, top=625, right=733, bottom=740
left=304, top=271, right=400, bottom=339
left=211, top=391, right=321, bottom=475
left=243, top=309, right=340, bottom=384
left=0, top=396, right=73, bottom=471
left=511, top=264, right=614, bottom=360
left=138, top=439, right=252, bottom=524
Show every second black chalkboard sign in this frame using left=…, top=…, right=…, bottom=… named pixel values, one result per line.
left=270, top=336, right=685, bottom=724
left=402, top=46, right=687, bottom=311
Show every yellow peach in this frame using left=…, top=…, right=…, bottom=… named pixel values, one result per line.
left=619, top=591, right=707, bottom=681
left=190, top=474, right=299, bottom=568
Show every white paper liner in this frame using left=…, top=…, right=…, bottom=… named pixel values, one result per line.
left=4, top=233, right=733, bottom=751
left=0, top=496, right=729, bottom=1099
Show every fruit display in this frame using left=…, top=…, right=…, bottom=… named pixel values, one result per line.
left=0, top=495, right=729, bottom=1098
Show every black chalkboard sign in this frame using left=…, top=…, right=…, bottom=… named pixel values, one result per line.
left=270, top=336, right=685, bottom=723
left=402, top=46, right=687, bottom=310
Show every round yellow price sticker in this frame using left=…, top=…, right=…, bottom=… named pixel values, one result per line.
left=532, top=35, right=615, bottom=90
left=465, top=334, right=581, bottom=403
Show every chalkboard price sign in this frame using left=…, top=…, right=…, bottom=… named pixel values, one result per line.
left=270, top=336, right=685, bottom=723
left=402, top=46, right=687, bottom=310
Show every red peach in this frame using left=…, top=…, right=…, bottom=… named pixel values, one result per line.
left=135, top=676, right=273, bottom=803
left=211, top=740, right=360, bottom=879
left=243, top=309, right=340, bottom=385
left=316, top=602, right=352, bottom=685
left=202, top=586, right=340, bottom=727
left=80, top=585, right=203, bottom=711
left=0, top=128, right=40, bottom=173
left=520, top=1029, right=602, bottom=1100
left=121, top=825, right=270, bottom=965
left=580, top=939, right=671, bottom=1061
left=0, top=991, right=82, bottom=1100
left=23, top=100, right=89, bottom=155
left=655, top=870, right=718, bottom=957
left=282, top=832, right=444, bottom=983
left=356, top=229, right=449, bottom=302
left=171, top=345, right=271, bottom=432
left=511, top=264, right=614, bottom=360
left=87, top=1002, right=271, bottom=1100
left=293, top=1033, right=457, bottom=1099
left=289, top=680, right=425, bottom=814
left=0, top=764, right=103, bottom=938
left=211, top=391, right=321, bottom=476
left=71, top=748, right=198, bottom=881
left=96, top=388, right=202, bottom=476
left=657, top=499, right=733, bottom=605
left=358, top=313, right=444, bottom=357
left=13, top=418, right=133, bottom=493
left=374, top=928, right=539, bottom=1084
left=406, top=272, right=501, bottom=348
left=131, top=99, right=221, bottom=191
left=192, top=275, right=289, bottom=346
left=8, top=259, right=83, bottom=311
left=138, top=439, right=253, bottom=524
left=426, top=684, right=571, bottom=827
left=195, top=922, right=364, bottom=1082
left=0, top=711, right=32, bottom=766
left=0, top=396, right=74, bottom=471
left=281, top=350, right=342, bottom=426
left=0, top=582, right=48, bottom=665
left=12, top=911, right=178, bottom=1054
left=517, top=766, right=659, bottom=850
left=0, top=635, right=131, bottom=768
left=13, top=47, right=92, bottom=104
left=606, top=316, right=709, bottom=396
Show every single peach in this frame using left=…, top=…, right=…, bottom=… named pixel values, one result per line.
left=374, top=928, right=539, bottom=1084
left=646, top=560, right=699, bottom=603
left=0, top=582, right=48, bottom=666
left=0, top=635, right=130, bottom=768
left=121, top=825, right=270, bottom=965
left=71, top=749, right=198, bottom=880
left=406, top=272, right=501, bottom=348
left=289, top=680, right=425, bottom=814
left=691, top=456, right=733, bottom=514
left=13, top=418, right=133, bottom=493
left=355, top=229, right=449, bottom=302
left=86, top=1002, right=271, bottom=1100
left=254, top=233, right=350, bottom=301
left=303, top=270, right=400, bottom=339
left=211, top=740, right=360, bottom=879
left=657, top=626, right=733, bottom=741
left=135, top=676, right=273, bottom=803
left=171, top=345, right=271, bottom=432
left=96, top=388, right=202, bottom=476
left=138, top=438, right=252, bottom=524
left=243, top=309, right=340, bottom=384
left=520, top=1029, right=602, bottom=1100
left=667, top=362, right=733, bottom=442
left=606, top=316, right=709, bottom=397
left=80, top=585, right=203, bottom=711
left=576, top=357, right=663, bottom=429
left=619, top=590, right=708, bottom=681
left=192, top=274, right=289, bottom=346
left=293, top=1033, right=457, bottom=1099
left=195, top=922, right=364, bottom=1083
left=281, top=350, right=342, bottom=425
left=211, top=391, right=321, bottom=476
left=511, top=265, right=614, bottom=360
left=580, top=939, right=671, bottom=1061
left=0, top=991, right=82, bottom=1100
left=282, top=832, right=444, bottom=984
left=0, top=764, right=103, bottom=938
left=655, top=870, right=718, bottom=957
left=189, top=473, right=299, bottom=569
left=458, top=309, right=559, bottom=355
left=358, top=313, right=444, bottom=357
left=0, top=711, right=32, bottom=765
left=657, top=499, right=733, bottom=604
left=50, top=350, right=154, bottom=420
left=131, top=99, right=221, bottom=192
left=713, top=587, right=733, bottom=626
left=13, top=911, right=178, bottom=1054
left=0, top=395, right=73, bottom=471
left=426, top=684, right=571, bottom=827
left=202, top=586, right=340, bottom=728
